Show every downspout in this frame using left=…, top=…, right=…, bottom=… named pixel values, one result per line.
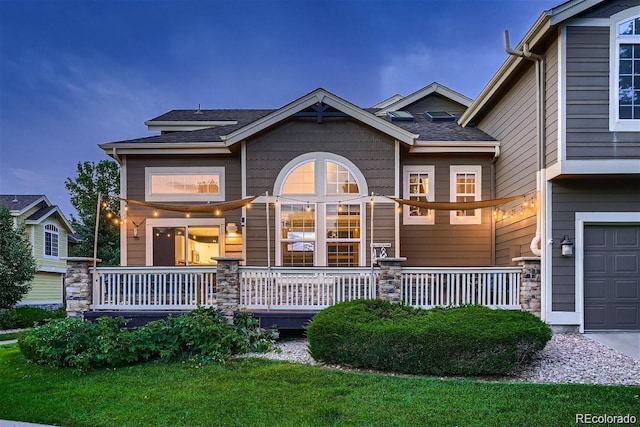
left=504, top=30, right=546, bottom=257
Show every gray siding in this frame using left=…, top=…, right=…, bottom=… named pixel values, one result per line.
left=246, top=118, right=395, bottom=196
left=551, top=177, right=640, bottom=311
left=400, top=153, right=494, bottom=267
left=124, top=155, right=242, bottom=266
left=565, top=26, right=640, bottom=159
left=545, top=37, right=560, bottom=167
left=403, top=94, right=468, bottom=116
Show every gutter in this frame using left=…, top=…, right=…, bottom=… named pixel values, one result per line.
left=504, top=30, right=546, bottom=257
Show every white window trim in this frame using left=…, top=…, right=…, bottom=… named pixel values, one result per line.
left=145, top=166, right=225, bottom=202
left=609, top=7, right=640, bottom=132
left=273, top=152, right=368, bottom=266
left=403, top=165, right=435, bottom=225
left=44, top=223, right=59, bottom=259
left=449, top=165, right=482, bottom=225
left=145, top=218, right=225, bottom=266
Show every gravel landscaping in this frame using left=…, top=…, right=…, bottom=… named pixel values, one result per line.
left=246, top=333, right=640, bottom=386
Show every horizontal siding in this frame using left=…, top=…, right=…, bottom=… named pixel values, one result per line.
left=124, top=154, right=242, bottom=266
left=403, top=94, right=467, bottom=116
left=246, top=118, right=395, bottom=197
left=565, top=26, right=640, bottom=159
left=400, top=154, right=494, bottom=267
left=545, top=37, right=559, bottom=167
left=551, top=177, right=640, bottom=311
left=495, top=214, right=537, bottom=265
left=22, top=272, right=63, bottom=304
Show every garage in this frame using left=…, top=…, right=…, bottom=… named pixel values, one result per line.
left=584, top=225, right=640, bottom=330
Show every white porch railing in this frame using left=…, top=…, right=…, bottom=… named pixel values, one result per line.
left=92, top=267, right=217, bottom=310
left=239, top=267, right=377, bottom=310
left=400, top=267, right=521, bottom=309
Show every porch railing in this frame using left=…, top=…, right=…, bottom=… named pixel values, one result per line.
left=400, top=267, right=521, bottom=309
left=239, top=267, right=377, bottom=310
left=92, top=267, right=217, bottom=310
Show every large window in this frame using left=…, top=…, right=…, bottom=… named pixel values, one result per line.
left=44, top=223, right=59, bottom=258
left=275, top=152, right=367, bottom=267
left=145, top=167, right=225, bottom=202
left=146, top=219, right=224, bottom=266
left=610, top=9, right=640, bottom=131
left=403, top=165, right=434, bottom=225
left=450, top=165, right=482, bottom=225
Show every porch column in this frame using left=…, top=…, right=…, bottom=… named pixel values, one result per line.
left=213, top=257, right=243, bottom=323
left=376, top=257, right=407, bottom=303
left=513, top=256, right=541, bottom=317
left=62, top=257, right=101, bottom=319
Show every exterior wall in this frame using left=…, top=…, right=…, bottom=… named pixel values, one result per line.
left=403, top=94, right=467, bottom=116
left=475, top=62, right=538, bottom=265
left=545, top=36, right=560, bottom=167
left=245, top=118, right=395, bottom=196
left=565, top=25, right=640, bottom=159
left=124, top=154, right=242, bottom=266
left=21, top=271, right=63, bottom=304
left=550, top=177, right=640, bottom=311
left=400, top=153, right=494, bottom=267
left=28, top=218, right=69, bottom=272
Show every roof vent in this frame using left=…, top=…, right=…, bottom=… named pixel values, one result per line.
left=11, top=195, right=18, bottom=203
left=425, top=111, right=455, bottom=122
left=387, top=111, right=414, bottom=121
left=195, top=103, right=203, bottom=115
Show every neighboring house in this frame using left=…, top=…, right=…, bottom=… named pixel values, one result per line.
left=0, top=195, right=76, bottom=307
left=98, top=0, right=639, bottom=332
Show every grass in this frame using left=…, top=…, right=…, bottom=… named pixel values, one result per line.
left=1, top=343, right=639, bottom=427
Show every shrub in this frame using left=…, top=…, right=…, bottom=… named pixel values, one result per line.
left=18, top=307, right=278, bottom=371
left=307, top=300, right=552, bottom=376
left=0, top=306, right=66, bottom=329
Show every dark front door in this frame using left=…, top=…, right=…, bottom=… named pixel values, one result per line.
left=584, top=225, right=640, bottom=330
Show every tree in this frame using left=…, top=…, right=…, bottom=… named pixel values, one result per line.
left=0, top=207, right=38, bottom=308
left=65, top=160, right=121, bottom=265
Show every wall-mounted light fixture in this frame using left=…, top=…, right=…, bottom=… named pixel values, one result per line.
left=226, top=223, right=238, bottom=236
left=560, top=235, right=573, bottom=257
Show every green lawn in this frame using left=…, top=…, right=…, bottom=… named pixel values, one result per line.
left=1, top=344, right=638, bottom=427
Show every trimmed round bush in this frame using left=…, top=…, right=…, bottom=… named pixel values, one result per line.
left=307, top=300, right=552, bottom=376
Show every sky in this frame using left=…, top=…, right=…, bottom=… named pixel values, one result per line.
left=0, top=0, right=560, bottom=218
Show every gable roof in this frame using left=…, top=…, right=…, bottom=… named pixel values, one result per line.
left=0, top=194, right=75, bottom=233
left=459, top=0, right=608, bottom=126
left=222, top=88, right=418, bottom=146
left=375, top=82, right=473, bottom=116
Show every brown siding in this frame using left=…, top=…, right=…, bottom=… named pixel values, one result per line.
left=124, top=154, right=242, bottom=265
left=551, top=177, right=640, bottom=311
left=245, top=118, right=395, bottom=197
left=400, top=153, right=494, bottom=267
left=565, top=26, right=640, bottom=159
left=476, top=62, right=539, bottom=264
left=403, top=94, right=468, bottom=116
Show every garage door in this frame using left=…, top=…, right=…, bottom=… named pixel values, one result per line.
left=584, top=225, right=640, bottom=330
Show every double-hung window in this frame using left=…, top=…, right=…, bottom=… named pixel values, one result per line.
left=44, top=223, right=59, bottom=258
left=403, top=165, right=434, bottom=225
left=610, top=8, right=640, bottom=131
left=450, top=165, right=482, bottom=225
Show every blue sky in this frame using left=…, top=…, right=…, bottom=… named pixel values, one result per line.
left=0, top=0, right=559, bottom=217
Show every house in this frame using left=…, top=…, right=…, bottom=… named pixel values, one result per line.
left=459, top=0, right=640, bottom=332
left=96, top=0, right=639, bottom=332
left=0, top=195, right=76, bottom=307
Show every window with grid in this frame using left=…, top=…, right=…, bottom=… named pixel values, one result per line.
left=326, top=204, right=360, bottom=266
left=450, top=166, right=481, bottom=225
left=610, top=9, right=640, bottom=131
left=280, top=204, right=316, bottom=266
left=44, top=223, right=59, bottom=258
left=403, top=165, right=434, bottom=225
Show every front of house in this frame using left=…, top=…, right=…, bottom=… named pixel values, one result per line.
left=96, top=0, right=639, bottom=332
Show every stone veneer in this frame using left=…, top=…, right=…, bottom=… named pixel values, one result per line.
left=213, top=257, right=243, bottom=323
left=376, top=258, right=407, bottom=302
left=63, top=257, right=100, bottom=319
left=513, top=256, right=541, bottom=317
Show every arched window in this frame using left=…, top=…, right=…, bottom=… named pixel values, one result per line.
left=44, top=223, right=59, bottom=258
left=274, top=153, right=368, bottom=267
